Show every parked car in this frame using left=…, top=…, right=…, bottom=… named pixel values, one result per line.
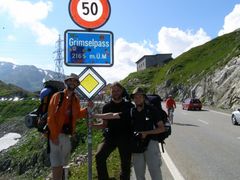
left=231, top=108, right=240, bottom=125
left=182, top=98, right=202, bottom=110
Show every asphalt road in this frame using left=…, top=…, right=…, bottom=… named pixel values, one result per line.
left=131, top=105, right=240, bottom=180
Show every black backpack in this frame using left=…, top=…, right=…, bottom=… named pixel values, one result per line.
left=145, top=94, right=172, bottom=152
left=25, top=80, right=65, bottom=133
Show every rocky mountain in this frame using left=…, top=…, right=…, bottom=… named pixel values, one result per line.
left=122, top=30, right=240, bottom=110
left=0, top=62, right=63, bottom=92
left=154, top=56, right=240, bottom=109
left=191, top=56, right=240, bottom=109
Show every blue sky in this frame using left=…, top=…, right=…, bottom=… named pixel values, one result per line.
left=0, top=0, right=240, bottom=83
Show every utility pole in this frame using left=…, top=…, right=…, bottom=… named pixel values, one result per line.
left=53, top=34, right=64, bottom=81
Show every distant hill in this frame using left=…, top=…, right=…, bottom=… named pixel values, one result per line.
left=0, top=80, right=35, bottom=98
left=122, top=30, right=240, bottom=109
left=0, top=62, right=63, bottom=92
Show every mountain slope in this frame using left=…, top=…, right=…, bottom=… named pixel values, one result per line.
left=122, top=30, right=240, bottom=109
left=0, top=62, right=63, bottom=92
left=153, top=30, right=240, bottom=86
left=0, top=80, right=35, bottom=98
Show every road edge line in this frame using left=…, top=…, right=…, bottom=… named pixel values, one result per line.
left=160, top=145, right=185, bottom=180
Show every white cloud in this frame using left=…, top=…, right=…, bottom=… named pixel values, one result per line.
left=96, top=38, right=154, bottom=83
left=0, top=0, right=58, bottom=45
left=156, top=27, right=211, bottom=58
left=31, top=23, right=59, bottom=45
left=1, top=25, right=211, bottom=84
left=0, top=56, right=18, bottom=64
left=7, top=35, right=16, bottom=41
left=67, top=38, right=154, bottom=83
left=34, top=63, right=55, bottom=71
left=218, top=4, right=240, bottom=36
left=66, top=27, right=211, bottom=83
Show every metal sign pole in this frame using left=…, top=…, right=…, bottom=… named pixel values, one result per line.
left=67, top=1, right=112, bottom=179
left=87, top=106, right=93, bottom=180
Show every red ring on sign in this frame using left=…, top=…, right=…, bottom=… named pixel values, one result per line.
left=69, top=0, right=111, bottom=29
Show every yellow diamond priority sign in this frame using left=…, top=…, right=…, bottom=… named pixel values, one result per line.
left=81, top=74, right=99, bottom=93
left=78, top=67, right=106, bottom=99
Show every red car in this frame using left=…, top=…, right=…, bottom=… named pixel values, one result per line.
left=182, top=98, right=202, bottom=110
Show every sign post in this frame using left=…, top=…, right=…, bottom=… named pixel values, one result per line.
left=76, top=67, right=106, bottom=180
left=87, top=110, right=93, bottom=180
left=68, top=1, right=111, bottom=179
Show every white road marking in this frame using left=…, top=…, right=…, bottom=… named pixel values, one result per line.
left=159, top=107, right=231, bottom=180
left=197, top=119, right=209, bottom=125
left=160, top=145, right=185, bottom=180
left=208, top=110, right=230, bottom=116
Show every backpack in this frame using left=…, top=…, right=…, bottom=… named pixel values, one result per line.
left=145, top=94, right=172, bottom=152
left=25, top=80, right=65, bottom=134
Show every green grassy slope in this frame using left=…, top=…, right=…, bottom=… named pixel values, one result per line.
left=0, top=80, right=35, bottom=97
left=122, top=30, right=240, bottom=92
left=0, top=100, right=39, bottom=123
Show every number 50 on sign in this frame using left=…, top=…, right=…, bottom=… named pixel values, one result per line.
left=69, top=0, right=111, bottom=29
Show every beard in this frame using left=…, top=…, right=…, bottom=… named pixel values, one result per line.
left=136, top=104, right=144, bottom=108
left=112, top=95, right=122, bottom=101
left=66, top=83, right=76, bottom=91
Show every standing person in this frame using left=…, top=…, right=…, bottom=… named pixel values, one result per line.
left=47, top=73, right=89, bottom=180
left=130, top=87, right=165, bottom=180
left=95, top=82, right=134, bottom=180
left=165, top=95, right=176, bottom=116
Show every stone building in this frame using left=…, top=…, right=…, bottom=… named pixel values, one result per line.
left=136, top=54, right=172, bottom=71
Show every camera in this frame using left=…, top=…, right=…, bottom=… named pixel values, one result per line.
left=131, top=131, right=148, bottom=153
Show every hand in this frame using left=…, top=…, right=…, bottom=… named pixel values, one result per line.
left=87, top=100, right=94, bottom=110
left=140, top=132, right=148, bottom=139
left=87, top=100, right=94, bottom=118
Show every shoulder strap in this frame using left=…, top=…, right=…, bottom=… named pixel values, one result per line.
left=41, top=96, right=49, bottom=114
left=130, top=107, right=136, bottom=125
left=130, top=107, right=133, bottom=118
left=40, top=92, right=54, bottom=115
left=56, top=91, right=64, bottom=111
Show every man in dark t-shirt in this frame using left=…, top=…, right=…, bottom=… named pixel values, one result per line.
left=95, top=82, right=134, bottom=180
left=130, top=87, right=165, bottom=179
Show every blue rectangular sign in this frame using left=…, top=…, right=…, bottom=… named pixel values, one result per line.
left=64, top=30, right=114, bottom=66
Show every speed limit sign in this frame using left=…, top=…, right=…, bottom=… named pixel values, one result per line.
left=69, top=0, right=111, bottom=29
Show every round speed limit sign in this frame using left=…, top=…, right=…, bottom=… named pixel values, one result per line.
left=69, top=0, right=111, bottom=29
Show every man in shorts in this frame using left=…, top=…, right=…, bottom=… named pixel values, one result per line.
left=47, top=73, right=89, bottom=180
